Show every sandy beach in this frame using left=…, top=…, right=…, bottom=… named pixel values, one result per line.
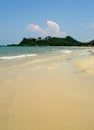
left=0, top=52, right=94, bottom=130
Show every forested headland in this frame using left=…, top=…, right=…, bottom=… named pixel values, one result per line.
left=8, top=36, right=94, bottom=46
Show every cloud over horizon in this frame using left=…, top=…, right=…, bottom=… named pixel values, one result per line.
left=26, top=21, right=67, bottom=37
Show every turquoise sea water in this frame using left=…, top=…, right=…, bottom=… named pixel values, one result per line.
left=0, top=46, right=92, bottom=69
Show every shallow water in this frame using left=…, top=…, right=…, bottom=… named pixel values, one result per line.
left=0, top=46, right=91, bottom=69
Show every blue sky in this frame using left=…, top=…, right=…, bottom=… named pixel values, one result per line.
left=0, top=0, right=94, bottom=44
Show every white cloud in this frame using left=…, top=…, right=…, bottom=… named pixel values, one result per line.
left=26, top=24, right=45, bottom=34
left=26, top=21, right=67, bottom=37
left=46, top=20, right=66, bottom=36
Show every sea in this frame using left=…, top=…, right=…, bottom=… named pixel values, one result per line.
left=0, top=46, right=93, bottom=70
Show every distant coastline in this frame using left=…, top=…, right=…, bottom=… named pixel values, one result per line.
left=6, top=36, right=94, bottom=47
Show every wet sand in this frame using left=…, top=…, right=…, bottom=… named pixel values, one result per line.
left=0, top=58, right=94, bottom=130
left=76, top=56, right=94, bottom=74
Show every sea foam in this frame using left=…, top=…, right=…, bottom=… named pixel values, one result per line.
left=52, top=49, right=72, bottom=54
left=0, top=54, right=37, bottom=60
left=60, top=50, right=72, bottom=54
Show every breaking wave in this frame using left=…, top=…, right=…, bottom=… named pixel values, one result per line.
left=0, top=53, right=37, bottom=60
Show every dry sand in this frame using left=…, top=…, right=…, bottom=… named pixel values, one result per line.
left=0, top=59, right=94, bottom=130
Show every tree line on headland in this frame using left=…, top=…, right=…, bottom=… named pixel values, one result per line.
left=8, top=36, right=94, bottom=46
